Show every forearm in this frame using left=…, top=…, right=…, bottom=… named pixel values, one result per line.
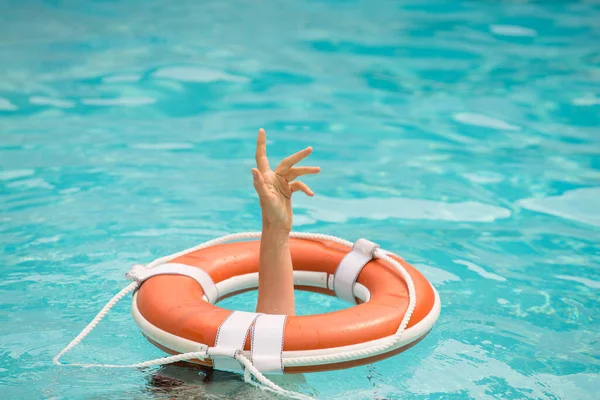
left=256, top=222, right=295, bottom=315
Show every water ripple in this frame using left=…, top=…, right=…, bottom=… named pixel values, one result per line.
left=554, top=275, right=600, bottom=289
left=296, top=195, right=511, bottom=223
left=153, top=66, right=249, bottom=83
left=81, top=96, right=157, bottom=107
left=0, top=97, right=17, bottom=111
left=453, top=259, right=507, bottom=282
left=518, top=187, right=600, bottom=227
left=490, top=24, right=538, bottom=37
left=453, top=112, right=522, bottom=131
left=29, top=96, right=75, bottom=108
left=0, top=170, right=35, bottom=181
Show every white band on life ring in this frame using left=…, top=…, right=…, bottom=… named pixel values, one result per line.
left=208, top=311, right=260, bottom=372
left=126, top=263, right=219, bottom=304
left=333, top=238, right=379, bottom=304
left=251, top=314, right=287, bottom=374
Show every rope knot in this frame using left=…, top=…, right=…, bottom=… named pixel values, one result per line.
left=126, top=264, right=146, bottom=282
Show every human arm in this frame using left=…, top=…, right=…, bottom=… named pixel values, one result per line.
left=252, top=128, right=320, bottom=315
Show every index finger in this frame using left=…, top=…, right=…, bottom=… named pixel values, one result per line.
left=274, top=146, right=313, bottom=175
left=255, top=128, right=270, bottom=172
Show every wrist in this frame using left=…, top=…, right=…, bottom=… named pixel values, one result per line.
left=262, top=220, right=291, bottom=237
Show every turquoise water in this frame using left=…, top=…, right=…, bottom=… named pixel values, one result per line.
left=1, top=0, right=599, bottom=398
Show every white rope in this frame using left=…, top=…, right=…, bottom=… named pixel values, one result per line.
left=52, top=281, right=212, bottom=370
left=53, top=282, right=139, bottom=366
left=236, top=352, right=314, bottom=400
left=53, top=232, right=416, bottom=400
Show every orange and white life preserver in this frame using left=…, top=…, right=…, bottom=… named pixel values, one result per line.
left=128, top=234, right=441, bottom=374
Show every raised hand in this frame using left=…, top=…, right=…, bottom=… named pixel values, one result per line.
left=252, top=128, right=320, bottom=233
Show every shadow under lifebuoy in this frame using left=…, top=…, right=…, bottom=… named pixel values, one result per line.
left=145, top=362, right=313, bottom=399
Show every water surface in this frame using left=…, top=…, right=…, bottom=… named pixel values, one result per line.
left=1, top=0, right=599, bottom=399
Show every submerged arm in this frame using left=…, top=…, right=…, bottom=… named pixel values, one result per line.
left=256, top=225, right=294, bottom=315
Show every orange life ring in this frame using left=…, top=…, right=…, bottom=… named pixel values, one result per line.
left=131, top=237, right=440, bottom=373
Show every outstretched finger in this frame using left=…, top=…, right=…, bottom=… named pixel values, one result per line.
left=255, top=128, right=270, bottom=173
left=274, top=147, right=313, bottom=175
left=286, top=166, right=321, bottom=181
left=252, top=168, right=268, bottom=197
left=290, top=181, right=314, bottom=197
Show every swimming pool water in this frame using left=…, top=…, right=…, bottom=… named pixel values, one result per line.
left=1, top=0, right=599, bottom=398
